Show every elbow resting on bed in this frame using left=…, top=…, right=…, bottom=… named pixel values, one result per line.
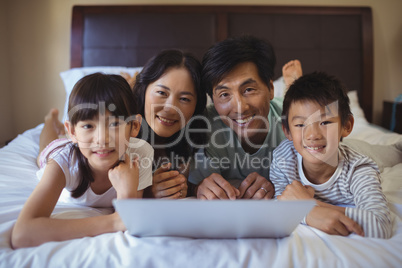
left=11, top=223, right=40, bottom=249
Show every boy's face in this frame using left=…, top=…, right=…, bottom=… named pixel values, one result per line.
left=284, top=100, right=353, bottom=168
left=212, top=62, right=274, bottom=148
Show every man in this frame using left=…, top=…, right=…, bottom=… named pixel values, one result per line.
left=189, top=35, right=291, bottom=200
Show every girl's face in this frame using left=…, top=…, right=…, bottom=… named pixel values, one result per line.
left=65, top=111, right=141, bottom=173
left=144, top=67, right=197, bottom=138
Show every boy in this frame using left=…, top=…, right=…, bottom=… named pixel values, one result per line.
left=270, top=72, right=392, bottom=238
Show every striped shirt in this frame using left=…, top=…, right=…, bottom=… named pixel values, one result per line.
left=270, top=139, right=392, bottom=239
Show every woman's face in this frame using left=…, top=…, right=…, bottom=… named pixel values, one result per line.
left=144, top=67, right=197, bottom=138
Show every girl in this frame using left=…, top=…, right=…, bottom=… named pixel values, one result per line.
left=133, top=49, right=207, bottom=199
left=11, top=73, right=153, bottom=248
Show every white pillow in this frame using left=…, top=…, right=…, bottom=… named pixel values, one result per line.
left=347, top=90, right=368, bottom=125
left=342, top=139, right=402, bottom=173
left=60, top=66, right=143, bottom=122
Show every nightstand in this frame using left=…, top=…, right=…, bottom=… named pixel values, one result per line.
left=382, top=101, right=402, bottom=134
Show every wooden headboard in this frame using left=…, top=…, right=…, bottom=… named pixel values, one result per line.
left=71, top=5, right=373, bottom=122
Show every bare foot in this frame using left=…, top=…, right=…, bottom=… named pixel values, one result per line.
left=282, top=60, right=303, bottom=89
left=44, top=108, right=65, bottom=136
left=38, top=109, right=65, bottom=166
left=120, top=71, right=139, bottom=88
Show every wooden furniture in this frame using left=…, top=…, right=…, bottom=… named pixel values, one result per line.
left=71, top=5, right=374, bottom=122
left=382, top=101, right=402, bottom=134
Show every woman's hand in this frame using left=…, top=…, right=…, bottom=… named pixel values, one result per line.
left=152, top=163, right=187, bottom=199
left=109, top=153, right=140, bottom=199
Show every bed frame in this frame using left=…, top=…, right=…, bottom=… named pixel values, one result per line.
left=70, top=5, right=373, bottom=122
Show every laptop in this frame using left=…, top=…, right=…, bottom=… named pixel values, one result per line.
left=113, top=199, right=315, bottom=239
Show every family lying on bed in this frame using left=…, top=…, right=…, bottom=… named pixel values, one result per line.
left=10, top=35, right=392, bottom=249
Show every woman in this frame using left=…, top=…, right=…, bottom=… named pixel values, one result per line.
left=133, top=50, right=207, bottom=198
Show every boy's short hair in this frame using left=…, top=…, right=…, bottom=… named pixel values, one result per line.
left=201, top=35, right=276, bottom=99
left=282, top=72, right=352, bottom=132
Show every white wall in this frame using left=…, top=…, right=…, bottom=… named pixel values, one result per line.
left=1, top=0, right=401, bottom=144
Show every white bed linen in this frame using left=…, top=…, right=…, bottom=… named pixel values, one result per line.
left=0, top=124, right=401, bottom=268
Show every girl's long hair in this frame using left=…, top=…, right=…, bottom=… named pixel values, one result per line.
left=65, top=73, right=138, bottom=198
left=133, top=50, right=207, bottom=165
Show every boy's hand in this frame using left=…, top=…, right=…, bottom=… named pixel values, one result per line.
left=109, top=153, right=140, bottom=199
left=238, top=172, right=274, bottom=199
left=278, top=180, right=315, bottom=200
left=152, top=163, right=187, bottom=199
left=306, top=206, right=365, bottom=236
left=197, top=173, right=239, bottom=200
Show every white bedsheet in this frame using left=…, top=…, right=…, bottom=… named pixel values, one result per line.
left=0, top=124, right=401, bottom=268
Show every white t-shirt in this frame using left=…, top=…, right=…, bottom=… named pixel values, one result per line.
left=36, top=137, right=153, bottom=208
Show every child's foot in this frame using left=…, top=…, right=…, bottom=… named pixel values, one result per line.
left=120, top=71, right=139, bottom=88
left=44, top=108, right=65, bottom=136
left=282, top=60, right=303, bottom=89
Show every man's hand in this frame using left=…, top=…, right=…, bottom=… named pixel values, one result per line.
left=278, top=180, right=315, bottom=200
left=197, top=173, right=240, bottom=200
left=238, top=172, right=274, bottom=199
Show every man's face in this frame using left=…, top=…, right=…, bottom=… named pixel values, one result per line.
left=212, top=62, right=274, bottom=147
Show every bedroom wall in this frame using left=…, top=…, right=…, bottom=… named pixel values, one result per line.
left=2, top=0, right=402, bottom=142
left=0, top=1, right=14, bottom=146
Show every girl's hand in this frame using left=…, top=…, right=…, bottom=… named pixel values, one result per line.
left=109, top=153, right=140, bottom=199
left=152, top=163, right=187, bottom=199
left=278, top=180, right=315, bottom=200
left=112, top=211, right=127, bottom=232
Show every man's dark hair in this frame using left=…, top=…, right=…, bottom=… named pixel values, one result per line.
left=201, top=35, right=276, bottom=99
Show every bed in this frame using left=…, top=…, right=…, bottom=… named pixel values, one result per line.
left=1, top=5, right=401, bottom=267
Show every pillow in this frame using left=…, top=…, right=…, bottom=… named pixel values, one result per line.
left=347, top=90, right=368, bottom=125
left=60, top=66, right=143, bottom=122
left=342, top=139, right=402, bottom=173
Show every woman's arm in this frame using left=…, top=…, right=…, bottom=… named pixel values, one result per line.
left=11, top=161, right=124, bottom=249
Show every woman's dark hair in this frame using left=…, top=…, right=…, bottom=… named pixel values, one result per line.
left=282, top=72, right=352, bottom=133
left=133, top=49, right=207, bottom=163
left=202, top=35, right=276, bottom=99
left=67, top=72, right=138, bottom=198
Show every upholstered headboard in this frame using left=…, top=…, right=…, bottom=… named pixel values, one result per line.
left=71, top=5, right=373, bottom=122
